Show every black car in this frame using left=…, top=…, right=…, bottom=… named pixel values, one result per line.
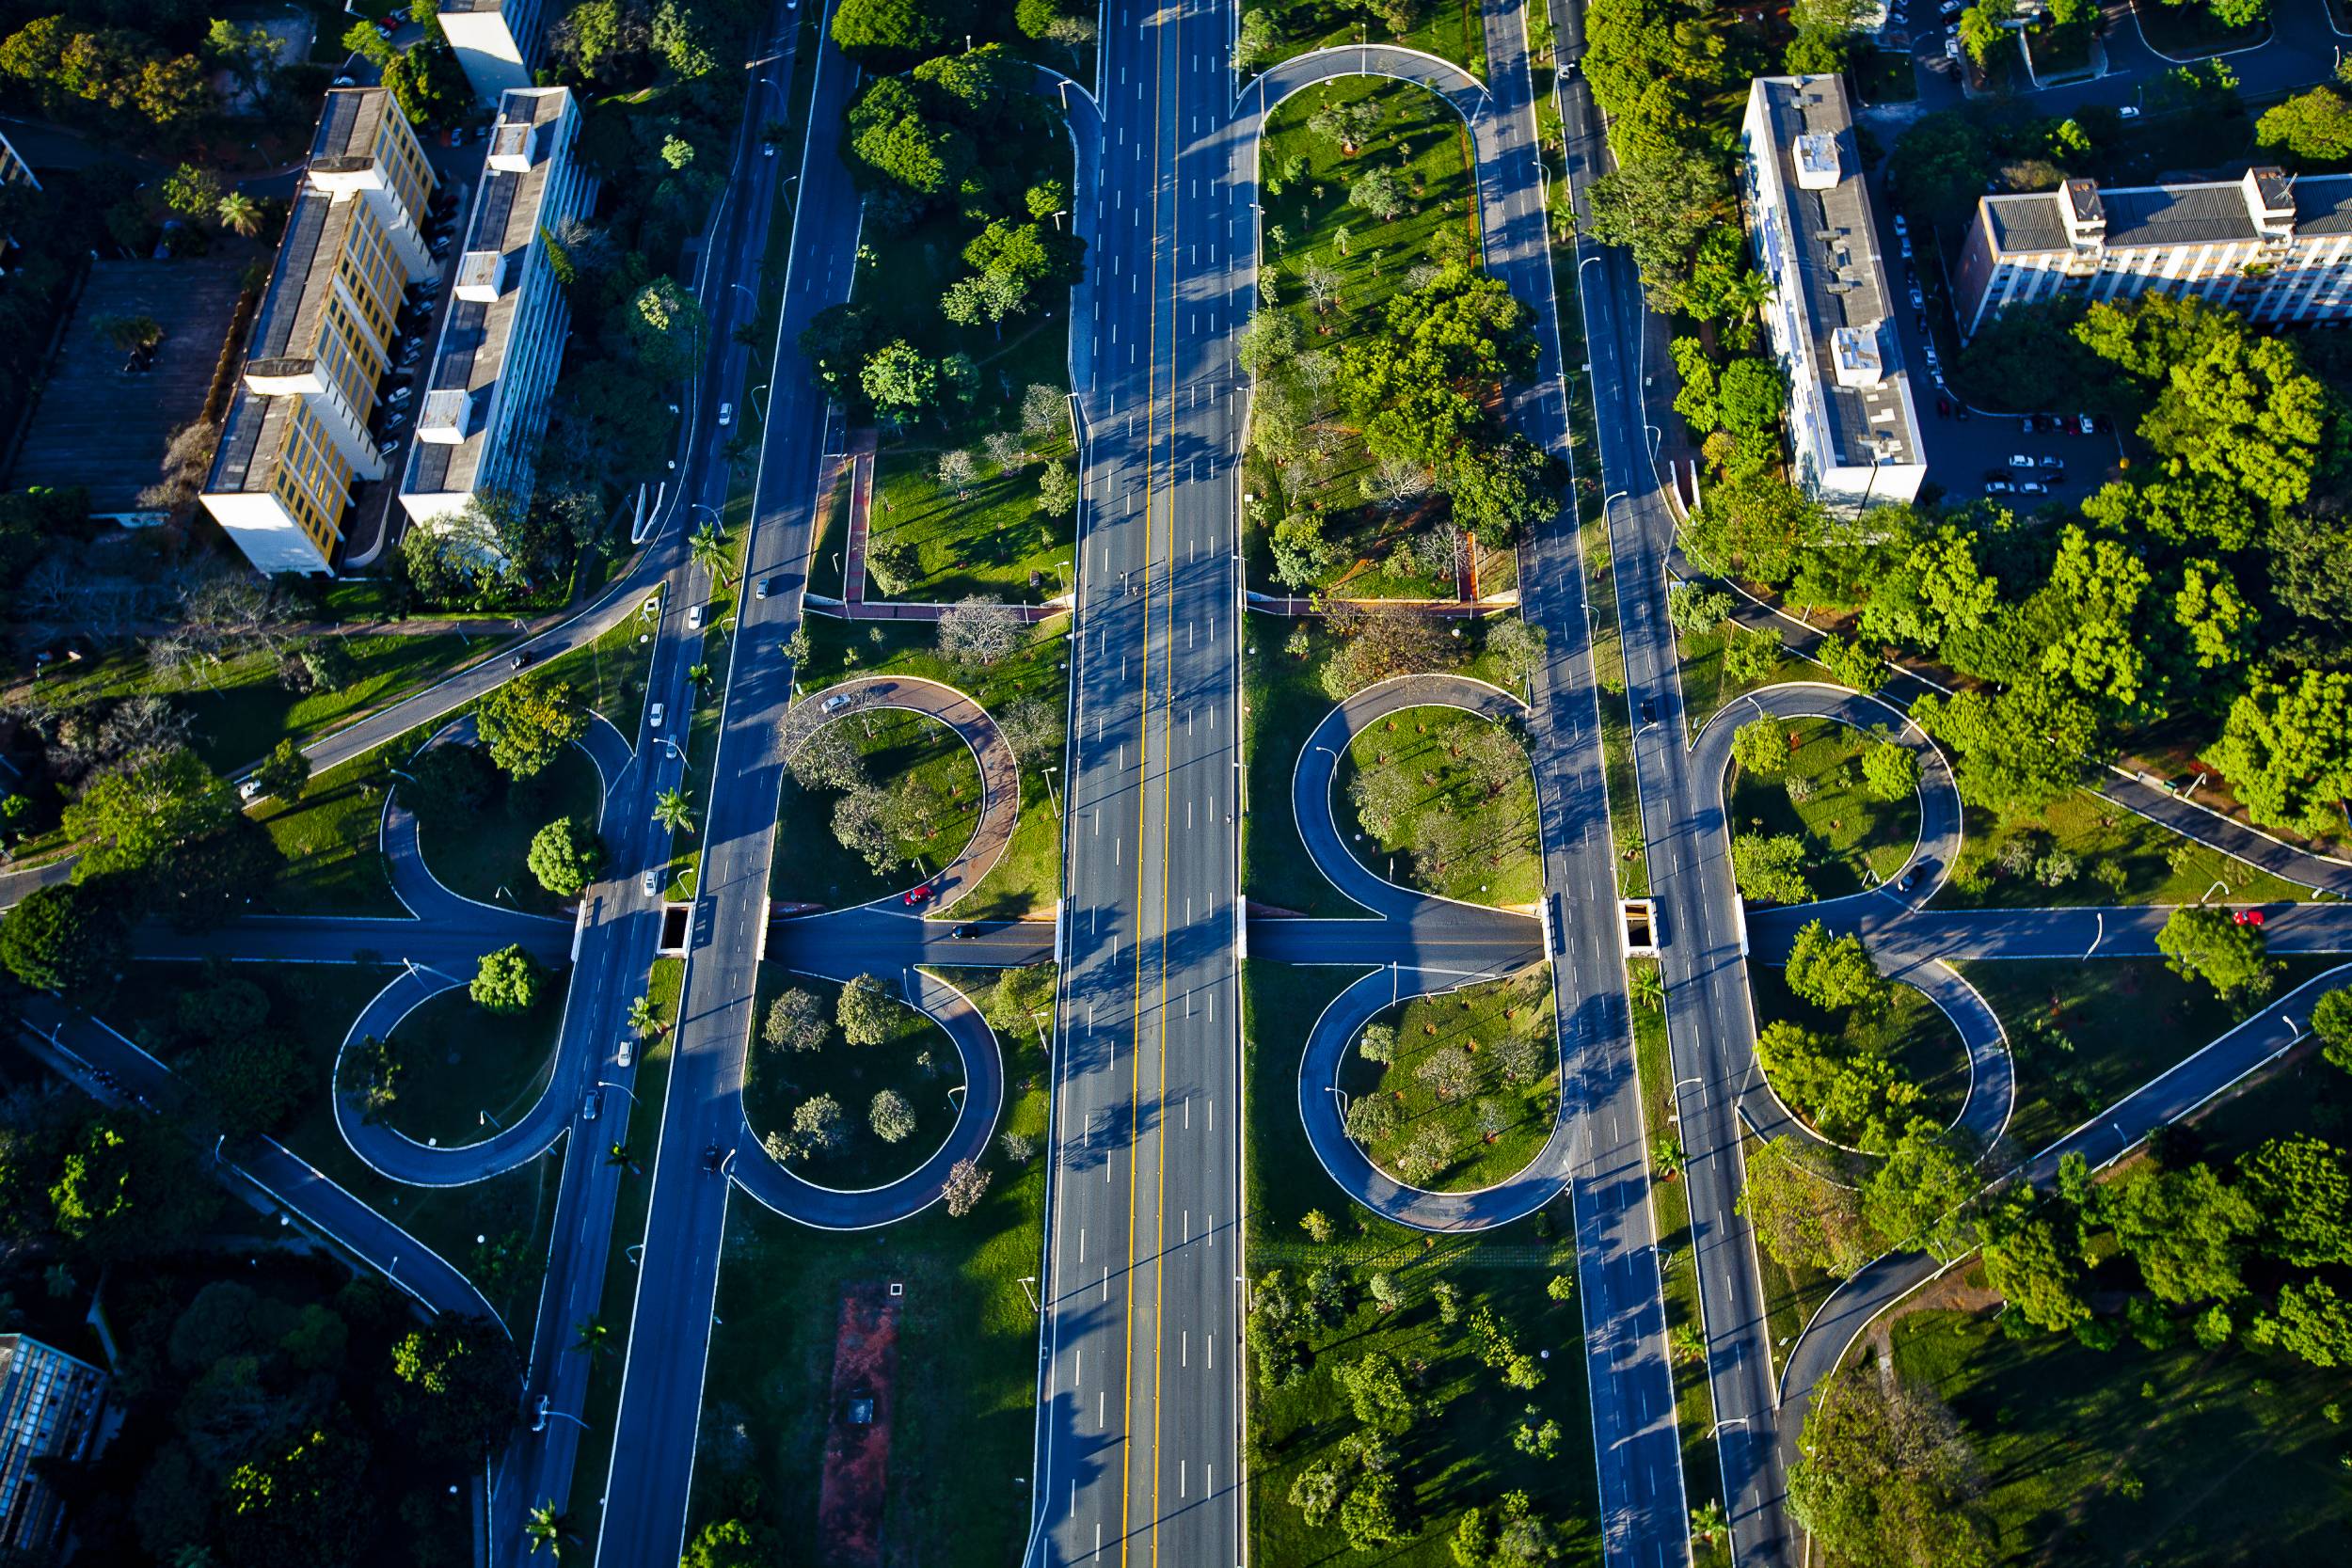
left=1638, top=698, right=1658, bottom=724
left=704, top=1143, right=725, bottom=1174
left=951, top=924, right=976, bottom=940
left=510, top=650, right=532, bottom=670
left=1899, top=865, right=1923, bottom=894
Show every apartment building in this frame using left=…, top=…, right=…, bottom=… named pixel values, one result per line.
left=439, top=0, right=546, bottom=103
left=401, top=86, right=595, bottom=531
left=200, top=87, right=440, bottom=575
left=1953, top=167, right=2352, bottom=338
left=0, top=1336, right=109, bottom=1552
left=1740, top=75, right=1928, bottom=513
left=0, top=128, right=36, bottom=191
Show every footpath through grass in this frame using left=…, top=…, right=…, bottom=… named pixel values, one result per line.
left=1242, top=961, right=1600, bottom=1565
left=1337, top=704, right=1543, bottom=907
left=1726, top=717, right=1920, bottom=899
left=683, top=1018, right=1053, bottom=1563
left=1335, top=966, right=1559, bottom=1194
left=741, top=966, right=965, bottom=1190
left=793, top=613, right=1067, bottom=918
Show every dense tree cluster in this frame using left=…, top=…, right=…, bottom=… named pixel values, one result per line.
left=1788, top=1370, right=1995, bottom=1568
left=1692, top=293, right=2352, bottom=832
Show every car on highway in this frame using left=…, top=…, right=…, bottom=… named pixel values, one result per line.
left=649, top=702, right=665, bottom=728
left=643, top=867, right=660, bottom=897
left=704, top=1144, right=726, bottom=1174
left=510, top=650, right=532, bottom=670
left=1899, top=864, right=1924, bottom=894
left=618, top=1034, right=633, bottom=1068
left=580, top=1088, right=602, bottom=1122
left=687, top=604, right=704, bottom=630
left=718, top=403, right=733, bottom=427
left=903, top=883, right=933, bottom=908
left=755, top=577, right=771, bottom=599
left=952, top=924, right=976, bottom=939
left=1638, top=698, right=1658, bottom=724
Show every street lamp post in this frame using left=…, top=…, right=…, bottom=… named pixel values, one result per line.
left=597, top=1081, right=639, bottom=1105
left=1042, top=764, right=1060, bottom=816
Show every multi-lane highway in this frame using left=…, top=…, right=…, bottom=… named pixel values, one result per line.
left=1027, top=2, right=1249, bottom=1561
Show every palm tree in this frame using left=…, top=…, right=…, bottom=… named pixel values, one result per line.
left=653, top=788, right=695, bottom=835
left=573, top=1318, right=613, bottom=1360
left=1652, top=1135, right=1686, bottom=1180
left=605, top=1141, right=641, bottom=1176
left=688, top=661, right=711, bottom=690
left=627, top=993, right=660, bottom=1038
left=1629, top=963, right=1664, bottom=1013
left=689, top=520, right=734, bottom=588
left=526, top=1501, right=577, bottom=1559
left=216, top=191, right=263, bottom=238
left=1690, top=1498, right=1728, bottom=1550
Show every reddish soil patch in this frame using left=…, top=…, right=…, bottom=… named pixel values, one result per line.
left=815, top=1282, right=902, bottom=1568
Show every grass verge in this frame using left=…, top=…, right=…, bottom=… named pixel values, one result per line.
left=741, top=965, right=964, bottom=1190
left=1337, top=704, right=1543, bottom=907
left=771, top=711, right=984, bottom=909
left=377, top=987, right=567, bottom=1151
left=1725, top=717, right=1920, bottom=899
left=1336, top=966, right=1558, bottom=1194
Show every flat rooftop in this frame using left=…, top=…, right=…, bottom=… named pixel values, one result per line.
left=243, top=190, right=354, bottom=373
left=4, top=258, right=246, bottom=513
left=310, top=87, right=395, bottom=173
left=1751, top=75, right=1922, bottom=473
left=1984, top=172, right=2352, bottom=255
left=406, top=87, right=566, bottom=498
left=206, top=382, right=299, bottom=495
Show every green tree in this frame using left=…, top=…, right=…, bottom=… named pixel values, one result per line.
left=1740, top=1138, right=1873, bottom=1276
left=0, top=881, right=128, bottom=995
left=160, top=164, right=221, bottom=219
left=680, top=1517, right=782, bottom=1568
left=1860, top=738, right=1919, bottom=801
left=387, top=1315, right=522, bottom=1455
left=1888, top=112, right=1994, bottom=229
left=845, top=75, right=969, bottom=195
left=526, top=816, right=606, bottom=897
left=2249, top=1279, right=2352, bottom=1368
left=1732, top=718, right=1788, bottom=778
left=2317, top=989, right=2352, bottom=1073
left=838, top=974, right=898, bottom=1045
left=476, top=673, right=588, bottom=780
left=2105, top=1162, right=2258, bottom=1304
left=1787, top=1371, right=1995, bottom=1568
left=470, top=944, right=546, bottom=1016
left=50, top=1113, right=216, bottom=1259
left=1580, top=146, right=1729, bottom=310
left=1786, top=920, right=1887, bottom=1012
left=861, top=340, right=937, bottom=419
left=251, top=738, right=311, bottom=801
left=653, top=787, right=694, bottom=836
left=1331, top=1351, right=1416, bottom=1434
left=194, top=1030, right=302, bottom=1138
left=869, top=1088, right=916, bottom=1143
left=2257, top=85, right=2352, bottom=162
left=1730, top=832, right=1813, bottom=905
left=628, top=275, right=706, bottom=381
left=2235, top=1134, right=2352, bottom=1267
left=1979, top=1212, right=2090, bottom=1332
left=2202, top=671, right=2352, bottom=839
left=832, top=0, right=961, bottom=72
left=2155, top=904, right=2278, bottom=1003
left=1861, top=1118, right=1978, bottom=1257
left=1911, top=679, right=2098, bottom=816
left=1956, top=0, right=2015, bottom=66
left=763, top=987, right=831, bottom=1053
left=63, top=745, right=234, bottom=881
left=1338, top=1472, right=1404, bottom=1549
left=222, top=1425, right=377, bottom=1566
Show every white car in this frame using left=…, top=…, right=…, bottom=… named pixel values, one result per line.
left=2120, top=105, right=2141, bottom=119
left=1899, top=235, right=1914, bottom=260
left=619, top=1034, right=634, bottom=1068
left=237, top=777, right=262, bottom=801
left=821, top=692, right=850, bottom=713
left=718, top=403, right=733, bottom=427
left=687, top=604, right=704, bottom=630
left=642, top=868, right=660, bottom=897
left=649, top=702, right=666, bottom=728
left=1909, top=286, right=1925, bottom=308
left=1986, top=480, right=2015, bottom=494
left=2009, top=452, right=2035, bottom=469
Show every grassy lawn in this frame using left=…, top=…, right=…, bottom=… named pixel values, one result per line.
left=1749, top=963, right=1969, bottom=1142
left=14, top=631, right=484, bottom=777
left=104, top=961, right=558, bottom=1335
left=683, top=1017, right=1053, bottom=1563
left=376, top=986, right=567, bottom=1151
left=1959, top=955, right=2347, bottom=1158
left=1726, top=717, right=1920, bottom=899
left=854, top=125, right=1074, bottom=608
left=795, top=613, right=1067, bottom=917
left=1939, top=789, right=2320, bottom=911
left=1246, top=75, right=1483, bottom=598
left=567, top=958, right=682, bottom=1558
left=550, top=584, right=665, bottom=735
left=1628, top=958, right=1721, bottom=1508
left=1242, top=963, right=1599, bottom=1563
left=1338, top=704, right=1542, bottom=908
left=742, top=966, right=964, bottom=1190
left=1242, top=0, right=1488, bottom=78
left=1242, top=621, right=1358, bottom=917
left=771, top=710, right=984, bottom=910
left=1889, top=1305, right=2352, bottom=1566
left=2133, top=0, right=2268, bottom=57
left=253, top=746, right=404, bottom=917
left=413, top=742, right=603, bottom=916
left=1674, top=623, right=1810, bottom=738
left=1336, top=966, right=1558, bottom=1193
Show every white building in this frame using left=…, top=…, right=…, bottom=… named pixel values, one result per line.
left=1739, top=75, right=1927, bottom=514
left=1954, top=168, right=2352, bottom=338
left=438, top=0, right=546, bottom=103
left=400, top=86, right=596, bottom=530
left=200, top=87, right=440, bottom=575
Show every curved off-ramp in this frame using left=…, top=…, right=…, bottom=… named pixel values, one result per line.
left=734, top=673, right=1032, bottom=1226
left=1686, top=683, right=2013, bottom=1159
left=1279, top=673, right=1583, bottom=1230
left=329, top=717, right=630, bottom=1190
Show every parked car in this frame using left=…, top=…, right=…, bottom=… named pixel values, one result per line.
left=2038, top=454, right=2066, bottom=469
left=2019, top=480, right=2049, bottom=496
left=2009, top=452, right=2035, bottom=468
left=1936, top=395, right=1953, bottom=417
left=237, top=776, right=262, bottom=801
left=1899, top=235, right=1914, bottom=259
left=1893, top=214, right=1908, bottom=234
left=822, top=692, right=850, bottom=713
left=2120, top=104, right=2141, bottom=119
left=2077, top=413, right=2097, bottom=436
left=1986, top=480, right=2015, bottom=494
left=1908, top=286, right=1925, bottom=308
left=1982, top=467, right=2011, bottom=483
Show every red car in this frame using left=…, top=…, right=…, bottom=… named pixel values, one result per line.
left=2233, top=909, right=2265, bottom=927
left=903, top=883, right=933, bottom=908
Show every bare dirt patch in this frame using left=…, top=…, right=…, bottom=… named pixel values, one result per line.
left=816, top=1281, right=902, bottom=1567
